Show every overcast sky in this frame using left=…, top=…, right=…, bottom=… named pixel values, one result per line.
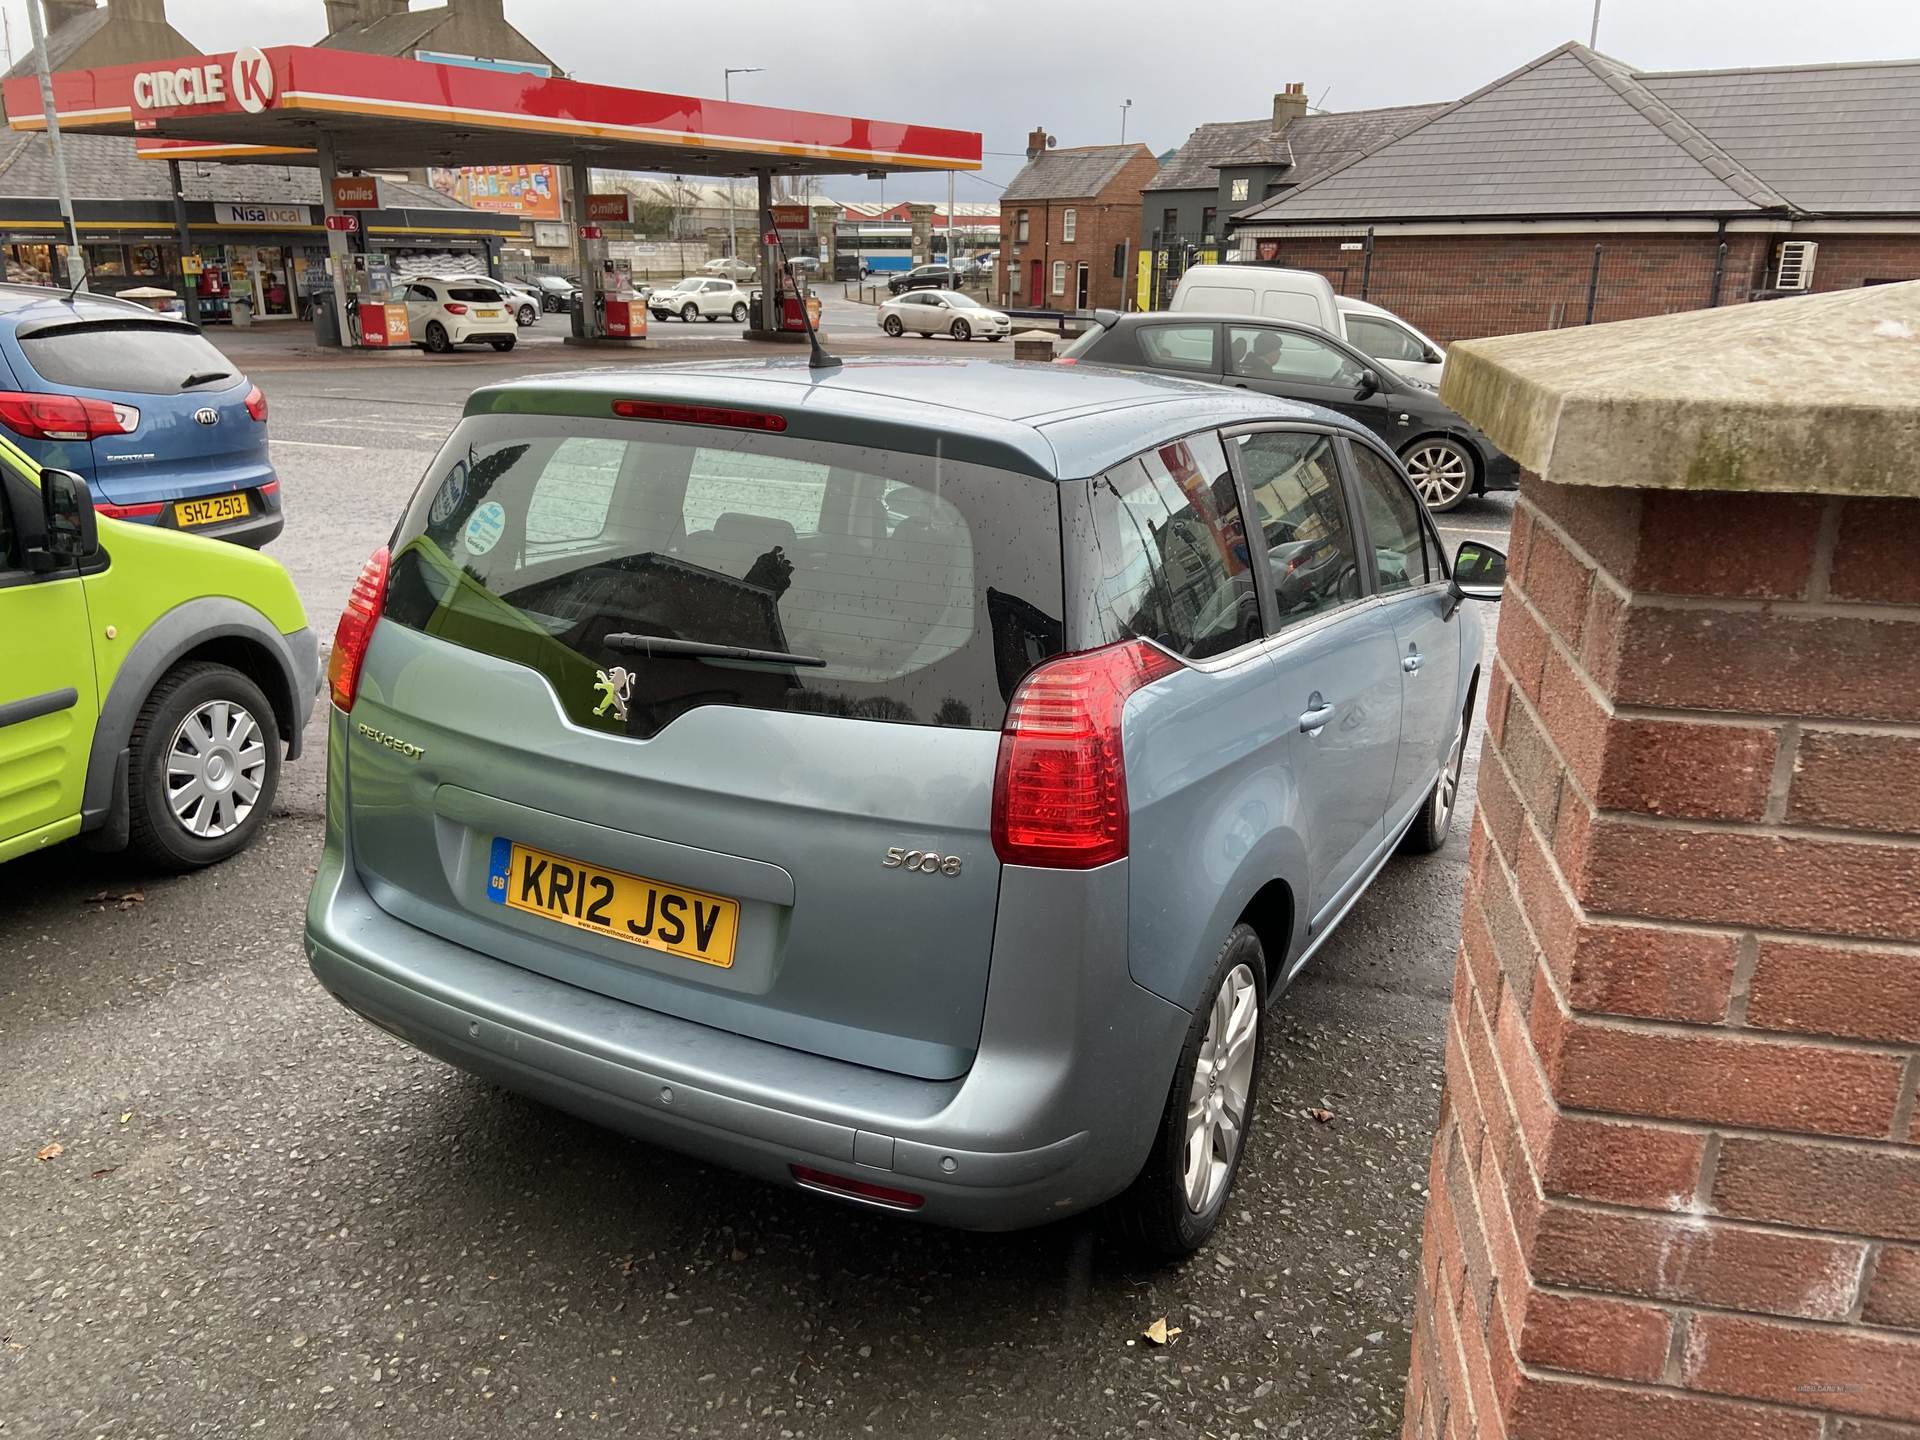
left=5, top=0, right=1918, bottom=201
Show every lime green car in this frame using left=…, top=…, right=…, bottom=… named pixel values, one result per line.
left=0, top=438, right=316, bottom=869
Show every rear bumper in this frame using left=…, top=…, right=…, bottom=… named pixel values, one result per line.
left=304, top=716, right=1188, bottom=1230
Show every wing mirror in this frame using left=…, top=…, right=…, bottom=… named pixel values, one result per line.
left=1444, top=540, right=1507, bottom=618
left=1355, top=367, right=1382, bottom=400
left=33, top=467, right=98, bottom=569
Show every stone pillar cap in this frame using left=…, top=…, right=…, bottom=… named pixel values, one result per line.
left=1440, top=280, right=1920, bottom=498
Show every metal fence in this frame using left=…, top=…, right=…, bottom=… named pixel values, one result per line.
left=1141, top=228, right=1737, bottom=344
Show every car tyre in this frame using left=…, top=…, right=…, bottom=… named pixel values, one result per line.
left=1402, top=699, right=1470, bottom=855
left=681, top=302, right=699, bottom=323
left=126, top=661, right=281, bottom=872
left=882, top=314, right=904, bottom=337
left=1113, top=923, right=1266, bottom=1260
left=423, top=321, right=451, bottom=354
left=489, top=336, right=516, bottom=352
left=731, top=302, right=748, bottom=323
left=951, top=318, right=972, bottom=341
left=517, top=302, right=537, bottom=326
left=987, top=334, right=1004, bottom=342
left=1400, top=436, right=1476, bottom=513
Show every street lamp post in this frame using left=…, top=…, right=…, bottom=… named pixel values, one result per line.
left=723, top=66, right=763, bottom=261
left=1120, top=98, right=1133, bottom=145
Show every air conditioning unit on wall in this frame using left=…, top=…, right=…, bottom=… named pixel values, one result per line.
left=1774, top=240, right=1818, bottom=291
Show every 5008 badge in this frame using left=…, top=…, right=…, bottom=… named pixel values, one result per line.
left=882, top=847, right=962, bottom=876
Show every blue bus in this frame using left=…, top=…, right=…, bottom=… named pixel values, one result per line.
left=833, top=223, right=913, bottom=279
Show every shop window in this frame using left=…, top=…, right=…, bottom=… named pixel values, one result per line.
left=86, top=244, right=127, bottom=277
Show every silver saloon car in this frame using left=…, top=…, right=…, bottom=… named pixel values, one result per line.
left=305, top=359, right=1502, bottom=1257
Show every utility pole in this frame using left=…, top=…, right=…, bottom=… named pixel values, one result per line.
left=26, top=0, right=83, bottom=290
left=1119, top=98, right=1132, bottom=145
left=1590, top=0, right=1602, bottom=47
left=722, top=66, right=763, bottom=261
left=946, top=169, right=955, bottom=273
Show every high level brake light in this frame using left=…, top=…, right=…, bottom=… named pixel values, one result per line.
left=327, top=546, right=390, bottom=711
left=612, top=399, right=787, bottom=431
left=990, top=639, right=1182, bottom=869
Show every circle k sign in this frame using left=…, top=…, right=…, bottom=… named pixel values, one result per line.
left=231, top=47, right=274, bottom=114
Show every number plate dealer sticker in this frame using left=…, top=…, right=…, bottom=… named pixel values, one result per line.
left=487, top=838, right=739, bottom=968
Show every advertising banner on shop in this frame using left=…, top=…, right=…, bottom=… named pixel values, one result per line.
left=427, top=165, right=562, bottom=221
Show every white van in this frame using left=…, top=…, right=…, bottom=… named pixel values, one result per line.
left=1169, top=264, right=1445, bottom=385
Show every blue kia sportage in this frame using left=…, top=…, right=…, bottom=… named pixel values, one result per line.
left=0, top=284, right=279, bottom=547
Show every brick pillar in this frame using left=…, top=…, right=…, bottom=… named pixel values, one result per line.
left=1407, top=287, right=1920, bottom=1440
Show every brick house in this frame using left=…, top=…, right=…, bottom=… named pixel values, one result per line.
left=1228, top=42, right=1920, bottom=343
left=998, top=132, right=1158, bottom=311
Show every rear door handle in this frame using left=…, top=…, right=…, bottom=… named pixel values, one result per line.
left=1299, top=701, right=1335, bottom=733
left=1403, top=653, right=1424, bottom=673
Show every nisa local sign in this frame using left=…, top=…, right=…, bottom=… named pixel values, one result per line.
left=215, top=202, right=312, bottom=228
left=133, top=47, right=275, bottom=115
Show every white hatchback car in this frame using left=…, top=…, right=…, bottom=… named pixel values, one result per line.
left=879, top=290, right=1011, bottom=342
left=403, top=277, right=518, bottom=354
left=651, top=277, right=750, bottom=323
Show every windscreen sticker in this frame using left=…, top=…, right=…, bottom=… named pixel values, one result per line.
left=464, top=500, right=506, bottom=556
left=428, top=461, right=468, bottom=528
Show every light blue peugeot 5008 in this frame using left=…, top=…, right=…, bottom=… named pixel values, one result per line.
left=304, top=357, right=1504, bottom=1257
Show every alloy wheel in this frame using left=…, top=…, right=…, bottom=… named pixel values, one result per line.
left=1403, top=441, right=1473, bottom=510
left=166, top=699, right=267, bottom=840
left=1436, top=718, right=1465, bottom=835
left=952, top=319, right=971, bottom=341
left=1183, top=962, right=1259, bottom=1212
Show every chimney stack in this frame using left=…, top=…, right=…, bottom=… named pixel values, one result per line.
left=323, top=0, right=405, bottom=32
left=1025, top=126, right=1049, bottom=161
left=41, top=0, right=97, bottom=32
left=1272, top=82, right=1308, bottom=133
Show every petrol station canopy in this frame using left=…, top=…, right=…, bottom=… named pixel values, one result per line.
left=1, top=45, right=982, bottom=178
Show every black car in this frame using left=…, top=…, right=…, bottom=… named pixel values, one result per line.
left=887, top=264, right=959, bottom=295
left=532, top=274, right=580, bottom=312
left=1060, top=311, right=1518, bottom=511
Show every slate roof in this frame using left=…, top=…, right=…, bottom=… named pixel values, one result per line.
left=1146, top=103, right=1448, bottom=194
left=1235, top=42, right=1920, bottom=225
left=0, top=5, right=109, bottom=81
left=1002, top=144, right=1148, bottom=203
left=317, top=10, right=448, bottom=57
left=0, top=129, right=471, bottom=211
left=1641, top=60, right=1920, bottom=214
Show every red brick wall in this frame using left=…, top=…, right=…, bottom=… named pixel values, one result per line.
left=997, top=151, right=1158, bottom=312
left=1406, top=479, right=1920, bottom=1440
left=1236, top=230, right=1920, bottom=345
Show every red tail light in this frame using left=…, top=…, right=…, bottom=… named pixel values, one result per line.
left=96, top=500, right=165, bottom=519
left=443, top=302, right=469, bottom=315
left=1053, top=357, right=1079, bottom=365
left=790, top=1165, right=925, bottom=1211
left=990, top=639, right=1182, bottom=869
left=612, top=399, right=787, bottom=432
left=327, top=546, right=390, bottom=712
left=259, top=480, right=279, bottom=497
left=0, top=390, right=136, bottom=441
left=244, top=384, right=268, bottom=422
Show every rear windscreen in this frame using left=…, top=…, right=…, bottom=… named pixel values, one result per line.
left=447, top=287, right=505, bottom=304
left=383, top=415, right=1066, bottom=737
left=21, top=321, right=237, bottom=395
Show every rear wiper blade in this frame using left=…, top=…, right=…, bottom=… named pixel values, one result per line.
left=181, top=369, right=233, bottom=388
left=605, top=632, right=826, bottom=668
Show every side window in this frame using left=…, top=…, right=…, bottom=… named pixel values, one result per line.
left=1228, top=326, right=1366, bottom=387
left=1347, top=442, right=1432, bottom=592
left=525, top=437, right=624, bottom=545
left=1233, top=430, right=1363, bottom=628
left=1346, top=316, right=1428, bottom=365
left=1051, top=261, right=1067, bottom=297
left=1078, top=431, right=1256, bottom=660
left=1062, top=208, right=1077, bottom=242
left=1137, top=324, right=1218, bottom=372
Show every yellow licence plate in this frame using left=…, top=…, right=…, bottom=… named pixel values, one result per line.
left=487, top=839, right=739, bottom=968
left=174, top=493, right=249, bottom=527
left=478, top=308, right=502, bottom=318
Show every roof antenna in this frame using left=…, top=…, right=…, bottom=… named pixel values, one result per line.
left=65, top=249, right=90, bottom=303
left=763, top=200, right=840, bottom=370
